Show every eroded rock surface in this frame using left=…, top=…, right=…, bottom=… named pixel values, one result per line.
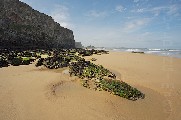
left=0, top=0, right=75, bottom=50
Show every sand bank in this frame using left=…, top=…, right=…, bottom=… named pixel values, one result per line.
left=0, top=52, right=181, bottom=120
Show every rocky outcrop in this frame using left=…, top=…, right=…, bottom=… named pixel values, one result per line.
left=0, top=0, right=75, bottom=50
left=75, top=42, right=83, bottom=48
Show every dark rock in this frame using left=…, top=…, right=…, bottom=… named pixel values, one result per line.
left=0, top=56, right=9, bottom=67
left=11, top=57, right=22, bottom=66
left=131, top=51, right=144, bottom=54
left=35, top=58, right=44, bottom=67
left=0, top=0, right=75, bottom=50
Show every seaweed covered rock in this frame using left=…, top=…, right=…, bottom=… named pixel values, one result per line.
left=35, top=52, right=81, bottom=69
left=69, top=60, right=91, bottom=77
left=35, top=58, right=44, bottom=67
left=77, top=49, right=109, bottom=56
left=33, top=48, right=109, bottom=69
left=22, top=57, right=31, bottom=65
left=0, top=56, right=9, bottom=67
left=69, top=61, right=115, bottom=79
left=82, top=64, right=116, bottom=79
left=11, top=57, right=22, bottom=66
left=99, top=79, right=145, bottom=100
left=0, top=50, right=36, bottom=66
left=43, top=56, right=69, bottom=69
left=91, top=58, right=97, bottom=61
left=69, top=59, right=144, bottom=101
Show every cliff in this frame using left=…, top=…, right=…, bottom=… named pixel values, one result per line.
left=0, top=0, right=75, bottom=50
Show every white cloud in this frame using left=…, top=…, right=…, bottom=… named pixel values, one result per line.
left=123, top=18, right=151, bottom=31
left=150, top=6, right=167, bottom=16
left=167, top=5, right=180, bottom=16
left=137, top=8, right=144, bottom=13
left=151, top=5, right=180, bottom=16
left=131, top=4, right=180, bottom=16
left=50, top=5, right=71, bottom=28
left=86, top=10, right=107, bottom=18
left=115, top=5, right=126, bottom=12
left=131, top=8, right=144, bottom=13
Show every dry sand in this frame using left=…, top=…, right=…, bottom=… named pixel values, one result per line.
left=0, top=52, right=181, bottom=120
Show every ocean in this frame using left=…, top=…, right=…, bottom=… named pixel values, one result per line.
left=102, top=48, right=181, bottom=58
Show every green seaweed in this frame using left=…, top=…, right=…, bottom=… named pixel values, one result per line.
left=11, top=57, right=22, bottom=66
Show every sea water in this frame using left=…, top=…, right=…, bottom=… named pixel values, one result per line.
left=103, top=48, right=181, bottom=58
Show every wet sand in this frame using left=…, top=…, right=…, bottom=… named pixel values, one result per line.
left=0, top=52, right=181, bottom=120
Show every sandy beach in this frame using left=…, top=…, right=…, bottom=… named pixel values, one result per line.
left=0, top=51, right=181, bottom=120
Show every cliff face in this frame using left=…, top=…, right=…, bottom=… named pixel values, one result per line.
left=0, top=0, right=75, bottom=50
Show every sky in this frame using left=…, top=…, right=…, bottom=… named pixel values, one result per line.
left=19, top=0, right=181, bottom=49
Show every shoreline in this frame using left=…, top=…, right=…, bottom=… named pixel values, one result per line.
left=108, top=49, right=181, bottom=59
